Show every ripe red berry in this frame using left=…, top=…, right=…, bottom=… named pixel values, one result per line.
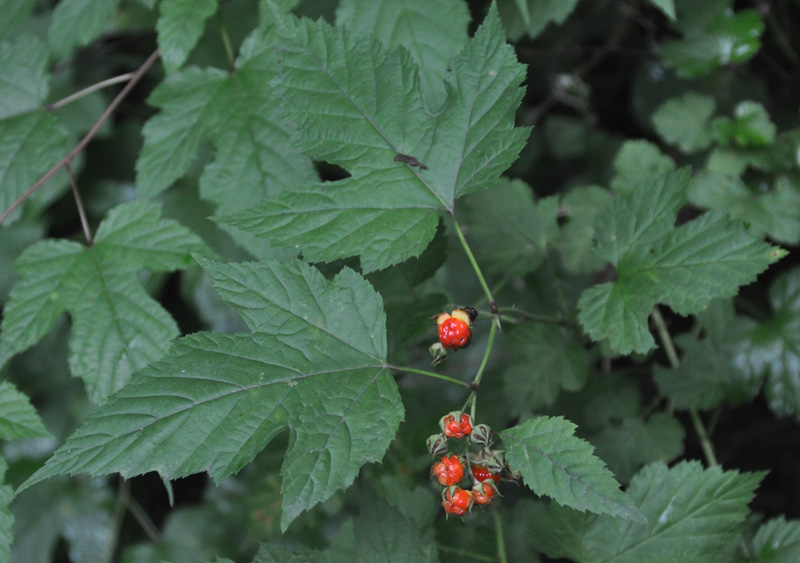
left=472, top=482, right=496, bottom=505
left=432, top=455, right=464, bottom=486
left=442, top=487, right=473, bottom=515
left=438, top=317, right=471, bottom=349
left=471, top=464, right=500, bottom=484
left=441, top=412, right=473, bottom=438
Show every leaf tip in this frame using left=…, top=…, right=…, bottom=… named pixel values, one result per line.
left=769, top=247, right=789, bottom=262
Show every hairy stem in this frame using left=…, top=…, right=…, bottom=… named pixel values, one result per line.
left=493, top=509, right=508, bottom=563
left=651, top=306, right=719, bottom=467
left=0, top=49, right=161, bottom=225
left=451, top=218, right=496, bottom=317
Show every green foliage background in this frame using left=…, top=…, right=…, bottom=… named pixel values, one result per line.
left=1, top=0, right=800, bottom=561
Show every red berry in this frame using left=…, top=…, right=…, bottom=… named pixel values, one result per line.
left=438, top=317, right=471, bottom=349
left=442, top=487, right=473, bottom=515
left=471, top=464, right=500, bottom=484
left=441, top=412, right=473, bottom=439
left=432, top=455, right=464, bottom=486
left=473, top=482, right=496, bottom=505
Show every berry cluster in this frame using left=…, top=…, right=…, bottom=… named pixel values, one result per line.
left=427, top=411, right=509, bottom=516
left=429, top=306, right=478, bottom=365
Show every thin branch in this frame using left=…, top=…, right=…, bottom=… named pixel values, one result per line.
left=46, top=73, right=135, bottom=111
left=0, top=49, right=161, bottom=226
left=66, top=163, right=93, bottom=246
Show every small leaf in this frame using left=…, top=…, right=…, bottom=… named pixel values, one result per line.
left=0, top=381, right=52, bottom=439
left=500, top=416, right=644, bottom=522
left=157, top=0, right=218, bottom=73
left=255, top=543, right=327, bottom=563
left=503, top=324, right=590, bottom=412
left=460, top=179, right=559, bottom=277
left=0, top=113, right=70, bottom=225
left=20, top=259, right=402, bottom=532
left=610, top=139, right=675, bottom=196
left=47, top=0, right=121, bottom=55
left=752, top=517, right=800, bottom=562
left=713, top=100, right=776, bottom=147
left=649, top=0, right=676, bottom=19
left=737, top=267, right=800, bottom=419
left=652, top=92, right=716, bottom=153
left=327, top=495, right=437, bottom=563
left=0, top=35, right=49, bottom=119
left=524, top=0, right=581, bottom=39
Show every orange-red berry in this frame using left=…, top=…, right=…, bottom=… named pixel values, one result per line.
left=432, top=454, right=464, bottom=486
left=442, top=487, right=473, bottom=515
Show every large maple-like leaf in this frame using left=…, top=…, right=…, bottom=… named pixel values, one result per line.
left=20, top=258, right=402, bottom=531
left=0, top=201, right=207, bottom=403
left=217, top=3, right=529, bottom=272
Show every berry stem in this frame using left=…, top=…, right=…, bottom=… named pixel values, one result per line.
left=451, top=218, right=497, bottom=319
left=392, top=365, right=470, bottom=388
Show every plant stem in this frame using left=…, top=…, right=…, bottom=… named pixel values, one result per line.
left=493, top=509, right=508, bottom=563
left=497, top=306, right=567, bottom=326
left=651, top=307, right=719, bottom=467
left=127, top=494, right=162, bottom=544
left=0, top=49, right=161, bottom=226
left=66, top=163, right=93, bottom=246
left=391, top=365, right=470, bottom=388
left=217, top=13, right=236, bottom=71
left=451, top=218, right=496, bottom=317
left=46, top=73, right=135, bottom=111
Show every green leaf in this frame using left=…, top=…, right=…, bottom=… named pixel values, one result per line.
left=557, top=185, right=613, bottom=274
left=661, top=8, right=763, bottom=77
left=20, top=258, right=402, bottom=532
left=583, top=461, right=764, bottom=561
left=0, top=380, right=51, bottom=439
left=47, top=0, right=121, bottom=55
left=527, top=501, right=594, bottom=562
left=0, top=35, right=49, bottom=119
left=590, top=413, right=684, bottom=483
left=218, top=4, right=528, bottom=272
left=654, top=300, right=761, bottom=410
left=651, top=92, right=716, bottom=153
left=0, top=202, right=207, bottom=402
left=0, top=458, right=12, bottom=562
left=648, top=0, right=676, bottom=19
left=689, top=171, right=800, bottom=245
left=713, top=101, right=776, bottom=147
left=737, top=267, right=800, bottom=419
left=157, top=0, right=218, bottom=73
left=136, top=59, right=317, bottom=207
left=579, top=169, right=784, bottom=354
left=460, top=179, right=559, bottom=277
left=503, top=324, right=590, bottom=413
left=336, top=0, right=469, bottom=109
left=520, top=0, right=581, bottom=39
left=327, top=495, right=437, bottom=563
left=11, top=476, right=114, bottom=563
left=500, top=416, right=644, bottom=522
left=0, top=0, right=37, bottom=40
left=610, top=139, right=675, bottom=196
left=752, top=517, right=800, bottom=562
left=0, top=112, right=70, bottom=225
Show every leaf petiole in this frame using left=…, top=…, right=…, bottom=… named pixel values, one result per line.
left=451, top=218, right=497, bottom=318
left=392, top=365, right=470, bottom=388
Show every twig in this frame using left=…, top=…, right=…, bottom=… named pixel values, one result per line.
left=0, top=49, right=160, bottom=226
left=46, top=73, right=135, bottom=111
